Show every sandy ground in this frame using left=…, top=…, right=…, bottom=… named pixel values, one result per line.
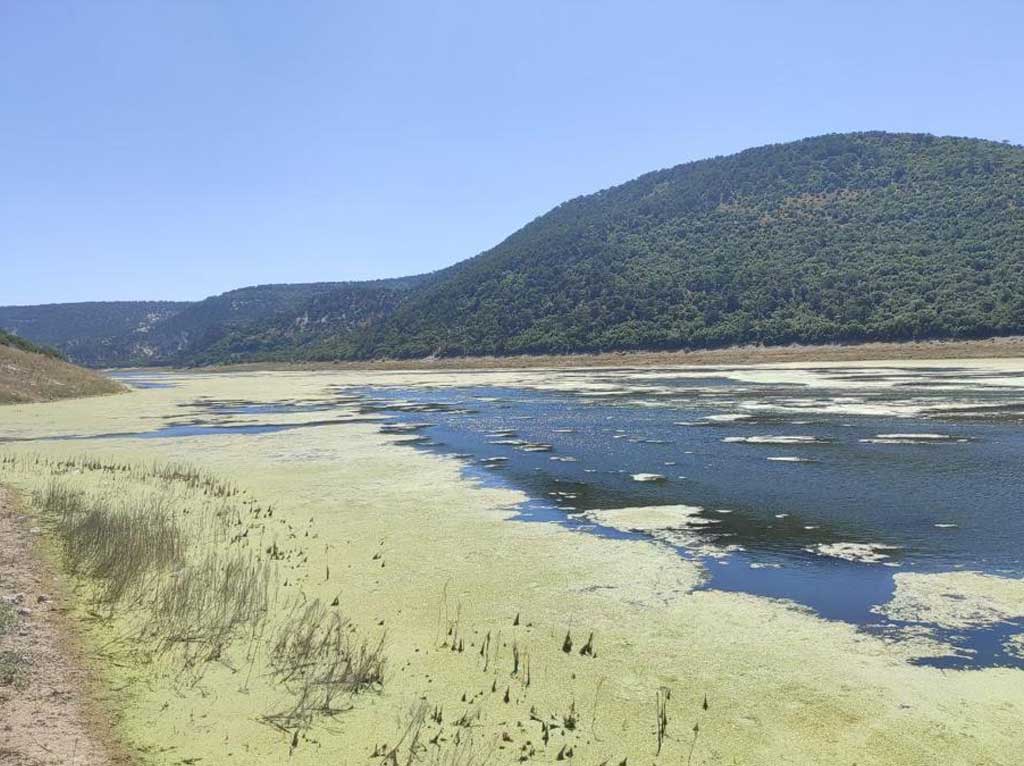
left=0, top=364, right=1022, bottom=764
left=0, top=488, right=131, bottom=766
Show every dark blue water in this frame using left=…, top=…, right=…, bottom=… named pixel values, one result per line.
left=353, top=384, right=1024, bottom=573
left=345, top=373, right=1024, bottom=669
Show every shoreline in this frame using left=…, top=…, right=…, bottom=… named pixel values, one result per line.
left=2, top=367, right=1023, bottom=764
left=112, top=335, right=1024, bottom=374
left=0, top=486, right=131, bottom=765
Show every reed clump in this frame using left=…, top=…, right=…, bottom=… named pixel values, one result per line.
left=147, top=550, right=272, bottom=666
left=265, top=598, right=386, bottom=729
left=4, top=454, right=391, bottom=740
left=41, top=482, right=184, bottom=605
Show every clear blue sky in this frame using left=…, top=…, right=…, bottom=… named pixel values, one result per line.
left=3, top=1, right=1023, bottom=305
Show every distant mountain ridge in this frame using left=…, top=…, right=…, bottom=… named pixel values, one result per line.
left=0, top=301, right=190, bottom=367
left=0, top=278, right=426, bottom=366
left=3, top=132, right=1024, bottom=367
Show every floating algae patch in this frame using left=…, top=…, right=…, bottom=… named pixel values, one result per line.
left=860, top=433, right=971, bottom=445
left=630, top=472, right=666, bottom=482
left=584, top=504, right=705, bottom=532
left=722, top=435, right=829, bottom=445
left=1005, top=634, right=1024, bottom=659
left=808, top=542, right=902, bottom=564
left=584, top=505, right=737, bottom=559
left=874, top=571, right=1024, bottom=629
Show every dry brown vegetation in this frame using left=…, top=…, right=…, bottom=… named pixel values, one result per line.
left=0, top=343, right=125, bottom=404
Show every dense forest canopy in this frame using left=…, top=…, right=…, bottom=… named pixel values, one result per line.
left=3, top=132, right=1023, bottom=366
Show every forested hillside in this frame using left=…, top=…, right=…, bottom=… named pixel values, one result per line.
left=350, top=132, right=1024, bottom=358
left=3, top=132, right=1023, bottom=366
left=0, top=301, right=189, bottom=366
left=0, top=329, right=61, bottom=358
left=183, top=276, right=430, bottom=365
left=0, top=281, right=424, bottom=366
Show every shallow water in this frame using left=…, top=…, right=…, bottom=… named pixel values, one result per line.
left=17, top=364, right=1024, bottom=668
left=109, top=370, right=178, bottom=389
left=341, top=366, right=1024, bottom=668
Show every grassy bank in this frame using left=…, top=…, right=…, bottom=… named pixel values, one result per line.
left=1, top=455, right=396, bottom=756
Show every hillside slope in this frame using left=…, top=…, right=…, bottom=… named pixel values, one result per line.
left=0, top=279, right=428, bottom=366
left=182, top=275, right=431, bottom=364
left=0, top=301, right=190, bottom=366
left=0, top=331, right=126, bottom=404
left=3, top=132, right=1023, bottom=365
left=350, top=132, right=1024, bottom=358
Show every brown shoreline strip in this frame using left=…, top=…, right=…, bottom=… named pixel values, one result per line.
left=149, top=335, right=1024, bottom=374
left=0, top=487, right=132, bottom=766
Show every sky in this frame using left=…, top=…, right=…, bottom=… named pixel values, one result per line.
left=3, top=0, right=1024, bottom=305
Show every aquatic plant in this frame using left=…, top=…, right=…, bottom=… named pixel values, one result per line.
left=264, top=598, right=386, bottom=729
left=40, top=481, right=184, bottom=605
left=11, top=455, right=389, bottom=741
left=655, top=686, right=670, bottom=755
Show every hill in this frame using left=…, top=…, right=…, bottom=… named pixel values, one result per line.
left=2, top=132, right=1023, bottom=365
left=0, top=301, right=190, bottom=366
left=351, top=131, right=1024, bottom=358
left=0, top=330, right=126, bottom=404
left=0, top=279, right=428, bottom=366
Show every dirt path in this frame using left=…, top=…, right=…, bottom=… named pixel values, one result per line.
left=0, top=487, right=129, bottom=766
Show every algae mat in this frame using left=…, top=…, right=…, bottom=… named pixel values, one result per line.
left=0, top=367, right=1022, bottom=765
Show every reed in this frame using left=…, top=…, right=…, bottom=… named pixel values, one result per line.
left=264, top=598, right=386, bottom=729
left=40, top=482, right=184, bottom=605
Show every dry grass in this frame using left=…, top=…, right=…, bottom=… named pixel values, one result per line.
left=34, top=474, right=274, bottom=676
left=42, top=482, right=184, bottom=604
left=147, top=550, right=272, bottom=668
left=0, top=648, right=31, bottom=688
left=0, top=602, right=15, bottom=637
left=0, top=343, right=125, bottom=404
